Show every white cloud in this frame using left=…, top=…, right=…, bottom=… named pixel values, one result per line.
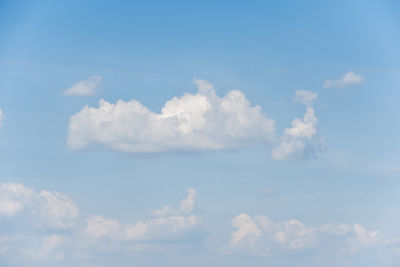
left=0, top=183, right=34, bottom=216
left=63, top=75, right=102, bottom=96
left=323, top=71, right=365, bottom=88
left=293, top=90, right=317, bottom=106
left=67, top=81, right=326, bottom=161
left=0, top=184, right=204, bottom=264
left=0, top=183, right=78, bottom=228
left=0, top=182, right=79, bottom=264
left=85, top=188, right=201, bottom=242
left=67, top=79, right=275, bottom=153
left=230, top=213, right=262, bottom=247
left=273, top=90, right=324, bottom=160
left=38, top=190, right=79, bottom=228
left=85, top=215, right=121, bottom=239
left=228, top=213, right=398, bottom=259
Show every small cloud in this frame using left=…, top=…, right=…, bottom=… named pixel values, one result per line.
left=293, top=90, right=317, bottom=106
left=230, top=213, right=262, bottom=248
left=272, top=108, right=324, bottom=160
left=63, top=75, right=102, bottom=96
left=272, top=89, right=324, bottom=160
left=323, top=71, right=365, bottom=88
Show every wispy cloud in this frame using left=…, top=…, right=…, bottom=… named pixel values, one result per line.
left=293, top=89, right=317, bottom=106
left=63, top=75, right=102, bottom=96
left=323, top=71, right=365, bottom=88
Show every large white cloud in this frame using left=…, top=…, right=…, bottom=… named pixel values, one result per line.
left=272, top=90, right=324, bottom=160
left=229, top=213, right=400, bottom=259
left=323, top=71, right=365, bottom=88
left=63, top=75, right=102, bottom=96
left=67, top=79, right=275, bottom=153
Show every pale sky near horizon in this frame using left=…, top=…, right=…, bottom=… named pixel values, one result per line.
left=1, top=1, right=400, bottom=266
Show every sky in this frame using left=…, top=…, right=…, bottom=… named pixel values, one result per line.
left=1, top=0, right=400, bottom=266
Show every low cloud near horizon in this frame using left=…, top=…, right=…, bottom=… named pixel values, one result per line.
left=228, top=213, right=400, bottom=264
left=0, top=182, right=203, bottom=265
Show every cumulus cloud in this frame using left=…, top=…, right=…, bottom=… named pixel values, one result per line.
left=230, top=213, right=262, bottom=247
left=63, top=75, right=102, bottom=96
left=67, top=80, right=327, bottom=161
left=85, top=215, right=121, bottom=239
left=38, top=190, right=79, bottom=228
left=0, top=183, right=34, bottom=216
left=272, top=90, right=324, bottom=160
left=0, top=182, right=79, bottom=265
left=228, top=213, right=399, bottom=260
left=0, top=183, right=78, bottom=228
left=323, top=71, right=365, bottom=88
left=0, top=183, right=204, bottom=265
left=85, top=188, right=201, bottom=242
left=67, top=79, right=275, bottom=153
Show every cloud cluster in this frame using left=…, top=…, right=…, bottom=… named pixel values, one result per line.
left=67, top=79, right=275, bottom=153
left=63, top=75, right=102, bottom=96
left=229, top=213, right=400, bottom=259
left=272, top=90, right=324, bottom=160
left=0, top=183, right=78, bottom=264
left=84, top=188, right=201, bottom=242
left=0, top=182, right=78, bottom=228
left=323, top=71, right=365, bottom=88
left=66, top=80, right=328, bottom=160
left=0, top=182, right=203, bottom=265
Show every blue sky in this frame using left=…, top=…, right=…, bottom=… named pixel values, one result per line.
left=1, top=1, right=400, bottom=266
